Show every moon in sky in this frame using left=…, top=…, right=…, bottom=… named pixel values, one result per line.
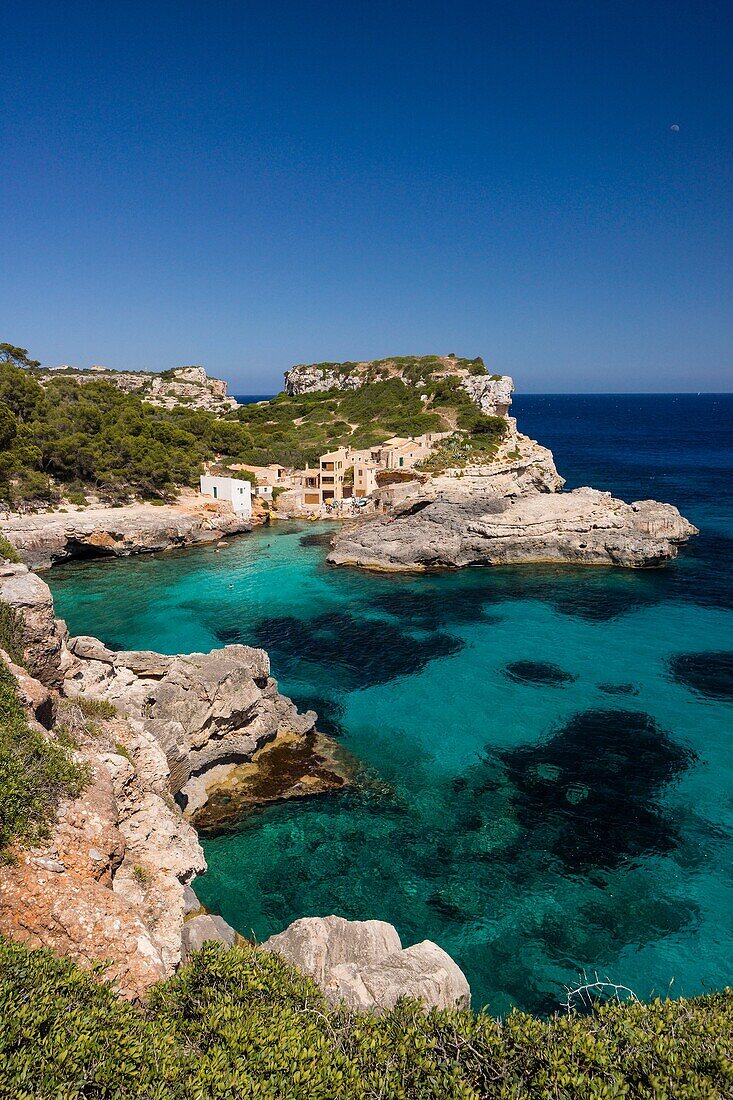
left=670, top=124, right=680, bottom=131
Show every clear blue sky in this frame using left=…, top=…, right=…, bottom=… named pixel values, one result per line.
left=2, top=1, right=731, bottom=393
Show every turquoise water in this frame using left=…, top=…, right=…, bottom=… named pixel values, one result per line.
left=47, top=395, right=733, bottom=1015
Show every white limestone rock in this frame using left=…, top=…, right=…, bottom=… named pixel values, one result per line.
left=263, top=915, right=471, bottom=1012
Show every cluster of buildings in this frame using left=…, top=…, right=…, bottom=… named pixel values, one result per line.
left=198, top=431, right=450, bottom=518
left=299, top=432, right=449, bottom=510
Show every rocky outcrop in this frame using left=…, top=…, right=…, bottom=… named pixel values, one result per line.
left=0, top=562, right=65, bottom=685
left=0, top=501, right=251, bottom=570
left=182, top=913, right=238, bottom=961
left=329, top=486, right=697, bottom=571
left=38, top=365, right=238, bottom=413
left=460, top=373, right=513, bottom=416
left=0, top=561, right=470, bottom=1012
left=284, top=356, right=513, bottom=417
left=328, top=421, right=696, bottom=572
left=0, top=563, right=345, bottom=997
left=62, top=638, right=335, bottom=818
left=284, top=363, right=364, bottom=395
left=263, top=915, right=470, bottom=1012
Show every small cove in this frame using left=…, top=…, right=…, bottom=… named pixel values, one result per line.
left=47, top=394, right=733, bottom=1014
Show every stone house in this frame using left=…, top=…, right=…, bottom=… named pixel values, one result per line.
left=199, top=475, right=252, bottom=518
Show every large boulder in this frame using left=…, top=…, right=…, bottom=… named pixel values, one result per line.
left=182, top=913, right=237, bottom=960
left=263, top=915, right=470, bottom=1012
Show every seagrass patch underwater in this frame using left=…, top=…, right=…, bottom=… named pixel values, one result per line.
left=47, top=394, right=733, bottom=1015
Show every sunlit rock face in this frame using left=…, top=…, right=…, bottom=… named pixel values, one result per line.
left=329, top=485, right=697, bottom=571
left=36, top=364, right=238, bottom=412
left=263, top=915, right=471, bottom=1012
left=1, top=503, right=251, bottom=570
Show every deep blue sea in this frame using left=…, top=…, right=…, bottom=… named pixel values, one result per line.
left=47, top=395, right=733, bottom=1015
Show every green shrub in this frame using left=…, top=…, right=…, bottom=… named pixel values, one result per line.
left=73, top=695, right=117, bottom=720
left=0, top=938, right=731, bottom=1099
left=132, top=864, right=152, bottom=887
left=0, top=533, right=20, bottom=563
left=0, top=663, right=90, bottom=857
left=0, top=601, right=24, bottom=663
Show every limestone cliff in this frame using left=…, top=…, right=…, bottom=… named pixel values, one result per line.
left=283, top=355, right=514, bottom=417
left=328, top=428, right=697, bottom=571
left=37, top=364, right=238, bottom=414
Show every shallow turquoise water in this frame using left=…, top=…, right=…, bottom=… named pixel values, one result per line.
left=48, top=395, right=733, bottom=1015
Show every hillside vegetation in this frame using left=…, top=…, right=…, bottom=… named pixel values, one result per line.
left=236, top=371, right=506, bottom=469
left=0, top=345, right=506, bottom=506
left=0, top=657, right=89, bottom=859
left=1, top=938, right=730, bottom=1099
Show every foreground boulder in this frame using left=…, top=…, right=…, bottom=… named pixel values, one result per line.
left=263, top=915, right=470, bottom=1012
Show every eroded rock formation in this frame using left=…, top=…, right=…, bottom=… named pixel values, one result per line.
left=37, top=364, right=238, bottom=413
left=62, top=635, right=346, bottom=819
left=0, top=682, right=206, bottom=998
left=1, top=501, right=251, bottom=570
left=283, top=355, right=514, bottom=416
left=0, top=563, right=345, bottom=997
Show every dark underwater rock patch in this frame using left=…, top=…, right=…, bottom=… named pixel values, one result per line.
left=213, top=625, right=245, bottom=645
left=598, top=682, right=639, bottom=696
left=503, top=661, right=576, bottom=687
left=299, top=531, right=333, bottom=549
left=499, top=708, right=696, bottom=872
left=668, top=652, right=733, bottom=702
left=254, top=611, right=464, bottom=690
left=370, top=586, right=500, bottom=630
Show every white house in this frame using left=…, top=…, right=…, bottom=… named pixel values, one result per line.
left=199, top=475, right=252, bottom=518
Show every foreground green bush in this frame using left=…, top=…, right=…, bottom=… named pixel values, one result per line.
left=0, top=663, right=89, bottom=857
left=0, top=938, right=730, bottom=1099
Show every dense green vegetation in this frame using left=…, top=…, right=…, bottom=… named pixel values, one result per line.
left=0, top=346, right=506, bottom=505
left=0, top=938, right=730, bottom=1099
left=0, top=533, right=20, bottom=563
left=0, top=661, right=89, bottom=859
left=0, top=346, right=258, bottom=505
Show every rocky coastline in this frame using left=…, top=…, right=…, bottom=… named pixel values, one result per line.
left=1, top=499, right=252, bottom=570
left=328, top=426, right=697, bottom=571
left=0, top=366, right=699, bottom=1016
left=0, top=558, right=470, bottom=1010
